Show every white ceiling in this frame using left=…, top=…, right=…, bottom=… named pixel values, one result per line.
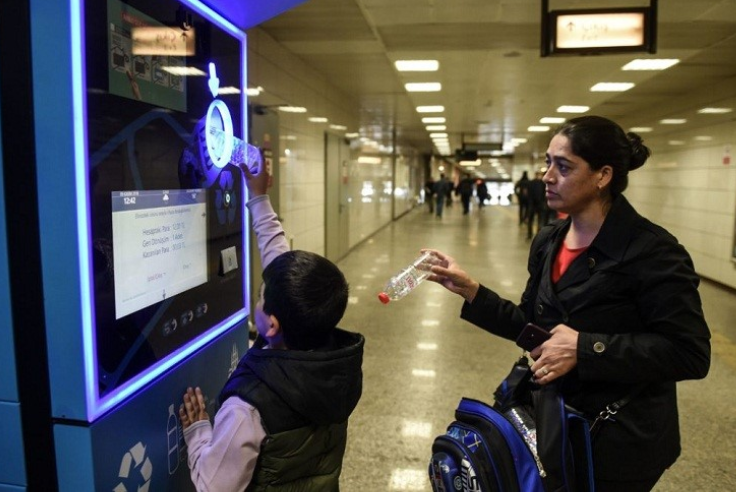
left=254, top=0, right=736, bottom=177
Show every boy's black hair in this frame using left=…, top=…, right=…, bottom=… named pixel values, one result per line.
left=261, top=250, right=349, bottom=350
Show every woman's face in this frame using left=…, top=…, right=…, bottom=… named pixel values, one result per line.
left=543, top=134, right=610, bottom=216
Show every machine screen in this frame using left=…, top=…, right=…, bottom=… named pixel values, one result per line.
left=86, top=0, right=246, bottom=399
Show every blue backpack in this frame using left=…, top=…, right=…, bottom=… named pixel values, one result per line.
left=428, top=356, right=596, bottom=492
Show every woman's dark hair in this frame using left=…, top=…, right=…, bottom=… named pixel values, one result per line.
left=261, top=250, right=349, bottom=350
left=554, top=115, right=651, bottom=196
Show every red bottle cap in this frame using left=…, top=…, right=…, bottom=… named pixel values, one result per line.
left=378, top=292, right=390, bottom=304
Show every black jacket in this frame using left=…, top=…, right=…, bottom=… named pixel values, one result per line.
left=461, top=195, right=710, bottom=480
left=221, top=328, right=364, bottom=491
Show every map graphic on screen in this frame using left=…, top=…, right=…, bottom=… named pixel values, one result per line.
left=111, top=189, right=208, bottom=319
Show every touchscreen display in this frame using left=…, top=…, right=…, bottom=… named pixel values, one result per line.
left=86, top=0, right=246, bottom=398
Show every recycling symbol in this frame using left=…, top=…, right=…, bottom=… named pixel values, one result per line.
left=113, top=441, right=152, bottom=492
left=215, top=170, right=237, bottom=225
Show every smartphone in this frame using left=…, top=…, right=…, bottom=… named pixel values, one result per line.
left=515, top=323, right=551, bottom=351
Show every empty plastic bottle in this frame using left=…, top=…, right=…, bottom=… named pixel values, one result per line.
left=378, top=251, right=440, bottom=304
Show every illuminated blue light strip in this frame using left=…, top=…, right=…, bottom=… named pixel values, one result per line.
left=71, top=0, right=248, bottom=421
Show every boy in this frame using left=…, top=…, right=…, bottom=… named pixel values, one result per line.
left=179, top=162, right=365, bottom=491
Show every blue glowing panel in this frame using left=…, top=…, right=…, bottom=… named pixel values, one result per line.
left=73, top=0, right=249, bottom=420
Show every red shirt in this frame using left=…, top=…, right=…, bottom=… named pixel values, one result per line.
left=552, top=241, right=588, bottom=283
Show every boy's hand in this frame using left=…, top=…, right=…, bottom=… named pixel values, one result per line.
left=241, top=155, right=271, bottom=198
left=179, top=386, right=209, bottom=430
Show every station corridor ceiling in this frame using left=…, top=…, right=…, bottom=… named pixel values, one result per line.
left=252, top=0, right=736, bottom=178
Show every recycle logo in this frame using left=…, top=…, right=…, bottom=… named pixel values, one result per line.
left=113, top=441, right=152, bottom=492
left=215, top=170, right=237, bottom=225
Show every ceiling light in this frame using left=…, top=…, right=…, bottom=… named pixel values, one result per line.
left=557, top=105, right=589, bottom=113
left=246, top=86, right=263, bottom=96
left=511, top=138, right=528, bottom=144
left=358, top=156, right=382, bottom=164
left=405, top=82, right=442, bottom=92
left=629, top=127, right=653, bottom=133
left=345, top=132, right=359, bottom=139
left=416, top=105, right=445, bottom=113
left=697, top=107, right=733, bottom=114
left=161, top=66, right=206, bottom=76
left=539, top=117, right=565, bottom=124
left=429, top=133, right=448, bottom=138
left=330, top=124, right=347, bottom=130
left=622, top=59, right=679, bottom=71
left=217, top=86, right=241, bottom=95
left=395, top=60, right=439, bottom=72
left=528, top=125, right=550, bottom=132
left=660, top=119, right=686, bottom=124
left=460, top=160, right=480, bottom=167
left=426, top=125, right=446, bottom=131
left=590, top=82, right=635, bottom=92
left=422, top=117, right=446, bottom=124
left=694, top=136, right=713, bottom=141
left=668, top=140, right=686, bottom=145
left=308, top=117, right=328, bottom=123
left=278, top=106, right=307, bottom=113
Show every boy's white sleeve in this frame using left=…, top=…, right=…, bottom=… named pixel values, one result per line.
left=246, top=194, right=290, bottom=268
left=183, top=397, right=266, bottom=492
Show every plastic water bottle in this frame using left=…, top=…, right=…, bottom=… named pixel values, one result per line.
left=378, top=251, right=439, bottom=304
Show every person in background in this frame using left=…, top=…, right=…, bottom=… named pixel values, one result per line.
left=425, top=115, right=711, bottom=492
left=476, top=179, right=488, bottom=209
left=179, top=163, right=365, bottom=492
left=457, top=173, right=475, bottom=215
left=424, top=176, right=436, bottom=214
left=526, top=169, right=553, bottom=239
left=514, top=170, right=530, bottom=225
left=434, top=173, right=452, bottom=218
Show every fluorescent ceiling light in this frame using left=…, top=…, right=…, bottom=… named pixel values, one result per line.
left=278, top=106, right=307, bottom=113
left=422, top=117, right=446, bottom=124
left=161, top=66, right=206, bottom=76
left=697, top=107, right=733, bottom=114
left=629, top=127, right=653, bottom=133
left=668, top=140, right=685, bottom=145
left=426, top=125, right=446, bottom=131
left=694, top=136, right=713, bottom=141
left=429, top=132, right=448, bottom=138
left=590, top=82, right=635, bottom=92
left=217, top=86, right=241, bottom=95
left=557, top=105, right=589, bottom=113
left=511, top=138, right=528, bottom=144
left=460, top=160, right=480, bottom=167
left=308, top=117, right=328, bottom=123
left=660, top=119, right=687, bottom=124
left=358, top=156, right=382, bottom=164
left=622, top=59, right=680, bottom=71
left=246, top=86, right=263, bottom=96
left=330, top=124, right=347, bottom=130
left=416, top=105, right=445, bottom=113
left=395, top=60, right=439, bottom=72
left=528, top=126, right=550, bottom=132
left=345, top=132, right=360, bottom=139
left=405, top=82, right=442, bottom=92
left=540, top=117, right=565, bottom=124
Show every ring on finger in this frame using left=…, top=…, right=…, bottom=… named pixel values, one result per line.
left=541, top=367, right=549, bottom=376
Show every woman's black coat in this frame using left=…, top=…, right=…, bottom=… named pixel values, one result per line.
left=460, top=194, right=711, bottom=481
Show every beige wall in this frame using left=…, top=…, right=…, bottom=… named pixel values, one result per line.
left=246, top=28, right=423, bottom=255
left=626, top=119, right=736, bottom=289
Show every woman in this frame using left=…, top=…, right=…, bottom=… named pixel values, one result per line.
left=427, top=115, right=710, bottom=491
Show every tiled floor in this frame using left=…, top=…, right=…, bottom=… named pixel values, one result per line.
left=336, top=200, right=736, bottom=491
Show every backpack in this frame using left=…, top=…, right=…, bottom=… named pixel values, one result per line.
left=428, top=356, right=595, bottom=492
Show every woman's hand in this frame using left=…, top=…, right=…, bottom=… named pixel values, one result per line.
left=422, top=249, right=480, bottom=303
left=529, top=324, right=579, bottom=384
left=179, top=386, right=210, bottom=430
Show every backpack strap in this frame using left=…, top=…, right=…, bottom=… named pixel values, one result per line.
left=589, top=385, right=646, bottom=439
